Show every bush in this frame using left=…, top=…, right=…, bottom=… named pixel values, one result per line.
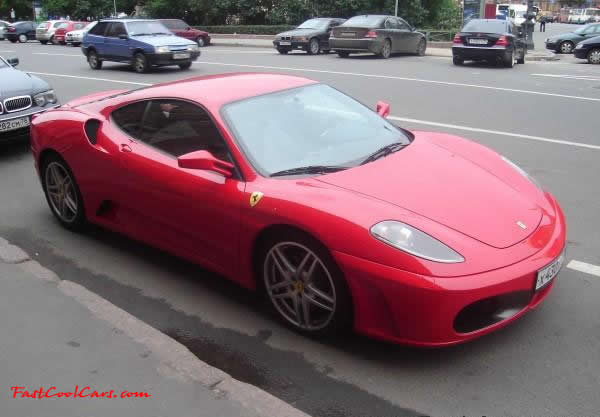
left=192, top=25, right=295, bottom=35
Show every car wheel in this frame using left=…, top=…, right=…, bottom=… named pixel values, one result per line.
left=308, top=37, right=320, bottom=55
left=504, top=49, right=514, bottom=68
left=40, top=40, right=48, bottom=45
left=196, top=36, right=205, bottom=47
left=337, top=51, right=350, bottom=58
left=517, top=50, right=525, bottom=64
left=559, top=41, right=574, bottom=53
left=277, top=48, right=289, bottom=54
left=415, top=38, right=426, bottom=56
left=18, top=34, right=27, bottom=43
left=87, top=51, right=102, bottom=69
left=587, top=48, right=600, bottom=64
left=259, top=230, right=352, bottom=337
left=179, top=62, right=192, bottom=70
left=453, top=56, right=464, bottom=65
left=60, top=41, right=66, bottom=45
left=73, top=42, right=80, bottom=47
left=42, top=155, right=86, bottom=231
left=133, top=52, right=148, bottom=73
left=379, top=38, right=392, bottom=59
left=49, top=35, right=54, bottom=44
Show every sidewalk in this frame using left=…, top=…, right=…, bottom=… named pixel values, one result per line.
left=0, top=237, right=308, bottom=417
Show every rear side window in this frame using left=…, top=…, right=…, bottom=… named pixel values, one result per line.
left=343, top=16, right=385, bottom=27
left=53, top=22, right=65, bottom=28
left=112, top=101, right=149, bottom=138
left=89, top=22, right=108, bottom=36
left=74, top=23, right=86, bottom=30
left=397, top=18, right=411, bottom=30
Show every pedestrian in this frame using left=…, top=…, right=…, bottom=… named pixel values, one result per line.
left=540, top=16, right=546, bottom=32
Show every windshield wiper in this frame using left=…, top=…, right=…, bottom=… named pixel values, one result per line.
left=360, top=142, right=407, bottom=165
left=270, top=165, right=347, bottom=177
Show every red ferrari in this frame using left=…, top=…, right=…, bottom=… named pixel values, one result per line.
left=30, top=74, right=566, bottom=346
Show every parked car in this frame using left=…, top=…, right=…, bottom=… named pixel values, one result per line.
left=36, top=20, right=67, bottom=44
left=273, top=18, right=346, bottom=55
left=159, top=19, right=210, bottom=47
left=329, top=15, right=426, bottom=59
left=452, top=19, right=526, bottom=67
left=82, top=19, right=200, bottom=73
left=29, top=73, right=566, bottom=346
left=567, top=9, right=583, bottom=23
left=573, top=34, right=600, bottom=63
left=0, top=20, right=10, bottom=40
left=66, top=21, right=96, bottom=46
left=0, top=55, right=59, bottom=143
left=5, top=21, right=37, bottom=43
left=545, top=23, right=600, bottom=53
left=54, top=21, right=88, bottom=45
left=572, top=8, right=600, bottom=24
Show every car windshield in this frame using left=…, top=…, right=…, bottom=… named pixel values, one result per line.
left=84, top=22, right=97, bottom=31
left=515, top=11, right=525, bottom=18
left=127, top=21, right=171, bottom=36
left=574, top=25, right=593, bottom=34
left=462, top=20, right=507, bottom=33
left=343, top=16, right=385, bottom=27
left=221, top=84, right=411, bottom=176
left=297, top=19, right=327, bottom=29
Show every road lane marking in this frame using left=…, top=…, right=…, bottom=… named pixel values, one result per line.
left=0, top=50, right=16, bottom=53
left=25, top=71, right=151, bottom=86
left=531, top=73, right=600, bottom=81
left=33, top=52, right=81, bottom=57
left=567, top=260, right=600, bottom=277
left=389, top=116, right=600, bottom=150
left=193, top=61, right=600, bottom=102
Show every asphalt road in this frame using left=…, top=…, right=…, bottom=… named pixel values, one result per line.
left=1, top=37, right=599, bottom=417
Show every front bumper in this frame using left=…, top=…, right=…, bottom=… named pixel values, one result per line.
left=36, top=32, right=52, bottom=41
left=573, top=47, right=589, bottom=59
left=329, top=38, right=382, bottom=54
left=0, top=104, right=60, bottom=143
left=452, top=45, right=509, bottom=60
left=334, top=193, right=566, bottom=346
left=146, top=51, right=200, bottom=66
left=55, top=34, right=66, bottom=43
left=273, top=40, right=309, bottom=50
left=545, top=41, right=558, bottom=51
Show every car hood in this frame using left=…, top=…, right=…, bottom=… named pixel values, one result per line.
left=133, top=35, right=195, bottom=46
left=548, top=32, right=581, bottom=41
left=316, top=134, right=542, bottom=249
left=277, top=28, right=322, bottom=37
left=0, top=67, right=49, bottom=98
left=580, top=34, right=600, bottom=45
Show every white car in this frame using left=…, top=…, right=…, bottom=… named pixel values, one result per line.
left=0, top=20, right=10, bottom=41
left=65, top=21, right=96, bottom=46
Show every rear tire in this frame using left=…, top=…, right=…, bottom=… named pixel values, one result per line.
left=18, top=34, right=27, bottom=43
left=587, top=48, right=600, bottom=64
left=517, top=50, right=525, bottom=64
left=40, top=40, right=48, bottom=45
left=277, top=48, right=289, bottom=54
left=133, top=52, right=148, bottom=73
left=196, top=36, right=205, bottom=47
left=49, top=35, right=55, bottom=44
left=504, top=49, right=514, bottom=68
left=307, top=37, right=320, bottom=55
left=453, top=56, right=464, bottom=65
left=337, top=51, right=350, bottom=58
left=87, top=50, right=102, bottom=69
left=379, top=38, right=392, bottom=59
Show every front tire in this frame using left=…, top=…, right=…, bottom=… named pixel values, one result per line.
left=41, top=154, right=86, bottom=231
left=133, top=52, right=148, bottom=73
left=587, top=48, right=600, bottom=64
left=179, top=62, right=192, bottom=70
left=415, top=38, right=426, bottom=56
left=277, top=48, right=289, bottom=54
left=196, top=36, right=205, bottom=47
left=559, top=41, right=574, bottom=53
left=40, top=40, right=48, bottom=45
left=307, top=37, right=320, bottom=55
left=87, top=50, right=102, bottom=69
left=379, top=38, right=392, bottom=59
left=259, top=230, right=352, bottom=337
left=18, top=34, right=27, bottom=43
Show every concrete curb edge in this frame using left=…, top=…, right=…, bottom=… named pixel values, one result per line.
left=0, top=236, right=310, bottom=417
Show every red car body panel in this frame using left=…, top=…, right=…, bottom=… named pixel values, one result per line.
left=29, top=73, right=567, bottom=346
left=159, top=19, right=210, bottom=44
left=54, top=21, right=88, bottom=44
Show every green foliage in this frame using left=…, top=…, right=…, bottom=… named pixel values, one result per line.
left=429, top=0, right=461, bottom=30
left=0, top=0, right=33, bottom=20
left=39, top=0, right=138, bottom=20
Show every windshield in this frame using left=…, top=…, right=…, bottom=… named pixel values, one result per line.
left=298, top=19, right=327, bottom=29
left=343, top=16, right=384, bottom=27
left=222, top=84, right=410, bottom=176
left=126, top=21, right=171, bottom=36
left=574, top=25, right=590, bottom=33
left=463, top=20, right=507, bottom=33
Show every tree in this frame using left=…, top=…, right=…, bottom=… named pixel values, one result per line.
left=40, top=0, right=139, bottom=20
left=0, top=0, right=33, bottom=20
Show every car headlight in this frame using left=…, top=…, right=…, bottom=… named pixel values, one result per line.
left=292, top=36, right=307, bottom=41
left=155, top=46, right=170, bottom=54
left=501, top=155, right=542, bottom=189
left=186, top=44, right=199, bottom=52
left=33, top=90, right=57, bottom=107
left=575, top=43, right=583, bottom=49
left=370, top=221, right=465, bottom=263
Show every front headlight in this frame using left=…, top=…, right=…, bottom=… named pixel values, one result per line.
left=501, top=155, right=541, bottom=189
left=186, top=44, right=199, bottom=52
left=292, top=36, right=307, bottom=41
left=575, top=43, right=583, bottom=49
left=155, top=46, right=170, bottom=54
left=370, top=221, right=465, bottom=263
left=33, top=90, right=57, bottom=107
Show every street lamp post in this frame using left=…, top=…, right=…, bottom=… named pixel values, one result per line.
left=395, top=0, right=398, bottom=17
left=114, top=0, right=117, bottom=17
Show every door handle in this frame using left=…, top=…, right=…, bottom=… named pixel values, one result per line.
left=120, top=144, right=132, bottom=153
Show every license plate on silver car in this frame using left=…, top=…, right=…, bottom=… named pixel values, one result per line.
left=173, top=53, right=190, bottom=60
left=279, top=41, right=291, bottom=45
left=469, top=38, right=488, bottom=45
left=341, top=32, right=355, bottom=37
left=535, top=250, right=565, bottom=291
left=0, top=116, right=30, bottom=133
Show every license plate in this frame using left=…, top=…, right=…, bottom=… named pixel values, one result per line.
left=0, top=117, right=30, bottom=133
left=535, top=250, right=565, bottom=291
left=173, top=53, right=190, bottom=60
left=469, top=38, right=488, bottom=45
left=279, top=41, right=291, bottom=45
left=341, top=32, right=355, bottom=37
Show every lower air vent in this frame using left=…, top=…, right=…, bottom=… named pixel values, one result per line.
left=84, top=119, right=101, bottom=145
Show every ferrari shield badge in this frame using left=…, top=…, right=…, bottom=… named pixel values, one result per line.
left=250, top=191, right=264, bottom=207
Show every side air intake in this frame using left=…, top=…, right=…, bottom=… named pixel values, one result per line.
left=84, top=119, right=101, bottom=145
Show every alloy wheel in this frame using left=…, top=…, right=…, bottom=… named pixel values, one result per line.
left=588, top=49, right=600, bottom=64
left=18, top=34, right=27, bottom=43
left=309, top=38, right=320, bottom=55
left=560, top=41, right=573, bottom=53
left=45, top=162, right=79, bottom=223
left=197, top=37, right=205, bottom=47
left=381, top=40, right=391, bottom=58
left=264, top=242, right=337, bottom=331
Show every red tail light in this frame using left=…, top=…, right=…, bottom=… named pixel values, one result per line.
left=8, top=27, right=15, bottom=32
left=452, top=34, right=462, bottom=44
left=495, top=36, right=508, bottom=46
left=364, top=30, right=377, bottom=38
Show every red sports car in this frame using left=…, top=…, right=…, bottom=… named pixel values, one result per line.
left=30, top=74, right=566, bottom=346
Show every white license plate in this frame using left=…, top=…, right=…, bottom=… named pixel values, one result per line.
left=535, top=250, right=565, bottom=291
left=469, top=38, right=488, bottom=45
left=0, top=116, right=30, bottom=133
left=279, top=41, right=291, bottom=46
left=341, top=32, right=355, bottom=37
left=173, top=53, right=190, bottom=60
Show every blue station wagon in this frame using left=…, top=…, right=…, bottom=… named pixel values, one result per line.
left=82, top=19, right=200, bottom=73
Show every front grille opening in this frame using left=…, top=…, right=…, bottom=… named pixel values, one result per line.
left=5, top=96, right=32, bottom=113
left=454, top=291, right=532, bottom=334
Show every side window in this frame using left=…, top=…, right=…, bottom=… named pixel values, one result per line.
left=175, top=20, right=188, bottom=30
left=138, top=99, right=230, bottom=160
left=384, top=19, right=393, bottom=29
left=397, top=18, right=411, bottom=30
left=112, top=101, right=149, bottom=139
left=106, top=22, right=126, bottom=37
left=74, top=23, right=85, bottom=30
left=162, top=20, right=174, bottom=29
left=89, top=22, right=108, bottom=36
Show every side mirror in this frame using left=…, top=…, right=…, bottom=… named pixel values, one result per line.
left=178, top=150, right=234, bottom=177
left=376, top=101, right=390, bottom=118
left=118, top=34, right=128, bottom=40
left=7, top=57, right=19, bottom=67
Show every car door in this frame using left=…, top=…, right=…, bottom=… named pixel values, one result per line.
left=26, top=22, right=36, bottom=39
left=382, top=17, right=399, bottom=51
left=323, top=20, right=340, bottom=49
left=103, top=22, right=129, bottom=61
left=113, top=98, right=244, bottom=277
left=85, top=21, right=109, bottom=56
left=397, top=18, right=418, bottom=52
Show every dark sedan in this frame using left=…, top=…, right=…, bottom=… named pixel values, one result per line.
left=545, top=23, right=600, bottom=53
left=273, top=18, right=346, bottom=55
left=573, top=34, right=600, bottom=63
left=452, top=19, right=525, bottom=67
left=0, top=55, right=59, bottom=143
left=329, top=15, right=426, bottom=59
left=5, top=21, right=37, bottom=43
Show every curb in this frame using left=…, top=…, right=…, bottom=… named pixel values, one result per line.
left=0, top=236, right=310, bottom=417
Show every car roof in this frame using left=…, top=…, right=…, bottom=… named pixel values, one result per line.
left=99, top=19, right=157, bottom=23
